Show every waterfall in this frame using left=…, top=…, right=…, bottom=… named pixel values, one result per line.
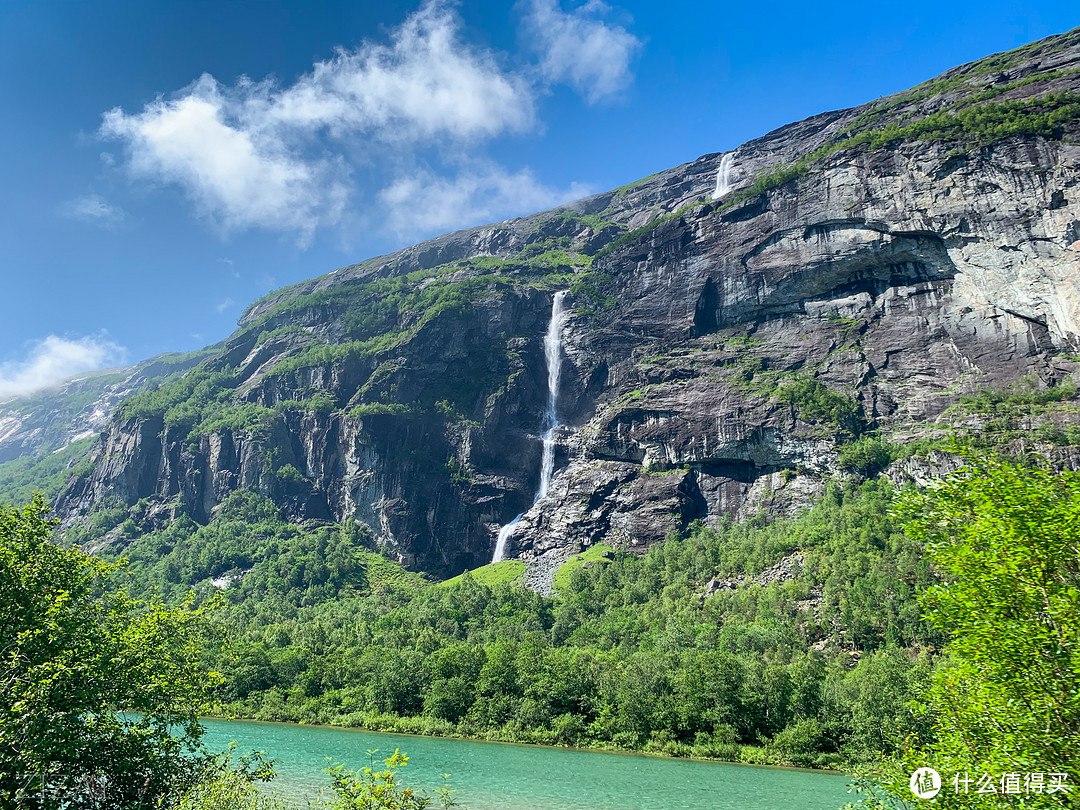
left=537, top=290, right=567, bottom=501
left=491, top=291, right=568, bottom=563
left=492, top=515, right=520, bottom=564
left=713, top=152, right=735, bottom=199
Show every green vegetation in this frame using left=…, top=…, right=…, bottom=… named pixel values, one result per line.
left=849, top=453, right=1080, bottom=808
left=117, top=251, right=591, bottom=447
left=774, top=376, right=862, bottom=431
left=177, top=748, right=462, bottom=810
left=957, top=373, right=1077, bottom=412
left=0, top=495, right=458, bottom=810
left=94, top=490, right=424, bottom=606
left=0, top=497, right=217, bottom=808
left=593, top=211, right=685, bottom=259
left=726, top=363, right=865, bottom=434
left=11, top=446, right=1080, bottom=801
left=268, top=341, right=377, bottom=378
left=719, top=91, right=1080, bottom=217
left=81, top=481, right=937, bottom=770
left=939, top=375, right=1080, bottom=449
left=349, top=402, right=418, bottom=419
left=837, top=436, right=898, bottom=477
left=843, top=32, right=1080, bottom=136
left=243, top=241, right=592, bottom=359
left=119, top=365, right=269, bottom=443
left=3, top=491, right=457, bottom=809
left=254, top=325, right=310, bottom=346
left=544, top=208, right=617, bottom=233
left=0, top=436, right=96, bottom=507
left=322, top=751, right=459, bottom=810
left=612, top=172, right=659, bottom=197
left=844, top=91, right=1080, bottom=151
left=9, top=32, right=1080, bottom=805
left=439, top=560, right=526, bottom=588
left=552, top=544, right=614, bottom=594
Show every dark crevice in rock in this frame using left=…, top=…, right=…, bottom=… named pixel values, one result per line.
left=691, top=278, right=720, bottom=337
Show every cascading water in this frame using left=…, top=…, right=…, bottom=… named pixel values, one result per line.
left=537, top=290, right=567, bottom=501
left=491, top=291, right=568, bottom=563
left=713, top=152, right=735, bottom=199
left=491, top=516, right=520, bottom=563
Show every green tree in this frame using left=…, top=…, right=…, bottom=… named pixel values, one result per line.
left=850, top=454, right=1080, bottom=808
left=0, top=497, right=219, bottom=809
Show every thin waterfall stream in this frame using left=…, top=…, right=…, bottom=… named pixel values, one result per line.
left=713, top=152, right=735, bottom=199
left=491, top=290, right=568, bottom=563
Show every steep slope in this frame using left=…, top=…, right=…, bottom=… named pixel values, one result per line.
left=56, top=28, right=1080, bottom=580
left=0, top=350, right=212, bottom=506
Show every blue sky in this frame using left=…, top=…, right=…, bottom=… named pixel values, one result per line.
left=0, top=0, right=1076, bottom=398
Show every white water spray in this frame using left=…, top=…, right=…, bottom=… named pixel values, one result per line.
left=537, top=290, right=567, bottom=501
left=491, top=291, right=568, bottom=563
left=713, top=152, right=735, bottom=199
left=492, top=515, right=520, bottom=563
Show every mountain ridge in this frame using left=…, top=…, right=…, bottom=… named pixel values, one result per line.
left=5, top=26, right=1078, bottom=587
left=238, top=25, right=1080, bottom=325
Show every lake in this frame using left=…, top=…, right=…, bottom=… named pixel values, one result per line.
left=199, top=718, right=854, bottom=809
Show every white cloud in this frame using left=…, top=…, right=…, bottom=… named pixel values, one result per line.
left=0, top=336, right=126, bottom=401
left=99, top=1, right=535, bottom=243
left=263, top=1, right=533, bottom=141
left=378, top=165, right=592, bottom=237
left=101, top=79, right=348, bottom=246
left=215, top=298, right=235, bottom=314
left=60, top=194, right=126, bottom=228
left=522, top=0, right=641, bottom=104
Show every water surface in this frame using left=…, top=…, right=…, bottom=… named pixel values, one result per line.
left=200, top=718, right=853, bottom=810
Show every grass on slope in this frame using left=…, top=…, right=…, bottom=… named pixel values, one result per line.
left=553, top=543, right=615, bottom=594
left=358, top=549, right=428, bottom=589
left=439, top=559, right=526, bottom=588
left=0, top=437, right=95, bottom=508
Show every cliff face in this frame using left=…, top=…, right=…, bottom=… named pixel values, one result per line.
left=57, top=29, right=1080, bottom=580
left=0, top=352, right=210, bottom=465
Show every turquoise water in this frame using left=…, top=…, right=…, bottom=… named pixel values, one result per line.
left=199, top=718, right=854, bottom=810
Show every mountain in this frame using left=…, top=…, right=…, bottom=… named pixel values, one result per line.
left=26, top=27, right=1080, bottom=584
left=0, top=350, right=212, bottom=507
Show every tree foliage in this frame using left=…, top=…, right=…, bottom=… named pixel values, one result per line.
left=103, top=482, right=942, bottom=769
left=0, top=496, right=219, bottom=809
left=851, top=454, right=1080, bottom=808
left=323, top=750, right=457, bottom=810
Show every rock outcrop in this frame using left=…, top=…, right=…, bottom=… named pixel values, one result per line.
left=54, top=28, right=1080, bottom=580
left=0, top=352, right=209, bottom=464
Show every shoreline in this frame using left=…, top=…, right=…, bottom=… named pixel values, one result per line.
left=199, top=714, right=852, bottom=777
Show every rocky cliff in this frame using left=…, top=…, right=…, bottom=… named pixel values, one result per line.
left=55, top=28, right=1080, bottom=583
left=0, top=351, right=210, bottom=479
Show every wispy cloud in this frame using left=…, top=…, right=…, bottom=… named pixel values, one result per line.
left=98, top=0, right=639, bottom=244
left=60, top=194, right=127, bottom=228
left=217, top=258, right=240, bottom=279
left=100, top=2, right=534, bottom=244
left=521, top=0, right=641, bottom=104
left=262, top=1, right=534, bottom=141
left=0, top=335, right=126, bottom=400
left=101, top=78, right=348, bottom=246
left=215, top=297, right=235, bottom=314
left=378, top=164, right=592, bottom=237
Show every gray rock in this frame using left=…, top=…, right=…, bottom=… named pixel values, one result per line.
left=50, top=30, right=1080, bottom=581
